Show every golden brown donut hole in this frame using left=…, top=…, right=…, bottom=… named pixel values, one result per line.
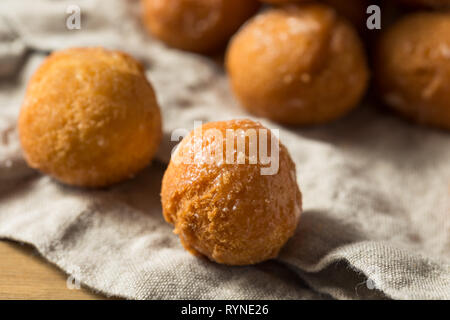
left=18, top=48, right=162, bottom=187
left=375, top=12, right=450, bottom=130
left=161, top=119, right=302, bottom=265
left=226, top=4, right=369, bottom=126
left=141, top=0, right=261, bottom=53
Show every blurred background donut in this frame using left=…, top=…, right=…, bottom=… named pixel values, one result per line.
left=140, top=0, right=261, bottom=53
left=226, top=4, right=369, bottom=125
left=375, top=12, right=450, bottom=130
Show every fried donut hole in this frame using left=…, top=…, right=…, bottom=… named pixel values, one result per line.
left=375, top=12, right=450, bottom=130
left=18, top=48, right=162, bottom=187
left=141, top=0, right=260, bottom=53
left=161, top=119, right=302, bottom=265
left=226, top=4, right=369, bottom=125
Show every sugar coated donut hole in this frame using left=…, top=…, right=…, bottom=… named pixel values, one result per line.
left=226, top=4, right=369, bottom=125
left=161, top=119, right=302, bottom=265
left=18, top=47, right=162, bottom=187
left=141, top=0, right=261, bottom=53
left=375, top=12, right=450, bottom=130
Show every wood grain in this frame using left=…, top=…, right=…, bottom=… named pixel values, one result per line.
left=0, top=240, right=105, bottom=300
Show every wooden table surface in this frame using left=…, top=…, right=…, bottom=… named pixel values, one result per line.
left=0, top=240, right=106, bottom=300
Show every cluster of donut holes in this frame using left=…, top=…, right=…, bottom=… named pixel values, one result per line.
left=17, top=0, right=450, bottom=268
left=18, top=48, right=302, bottom=266
left=140, top=0, right=450, bottom=130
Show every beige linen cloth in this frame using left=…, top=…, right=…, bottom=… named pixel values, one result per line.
left=0, top=0, right=449, bottom=300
